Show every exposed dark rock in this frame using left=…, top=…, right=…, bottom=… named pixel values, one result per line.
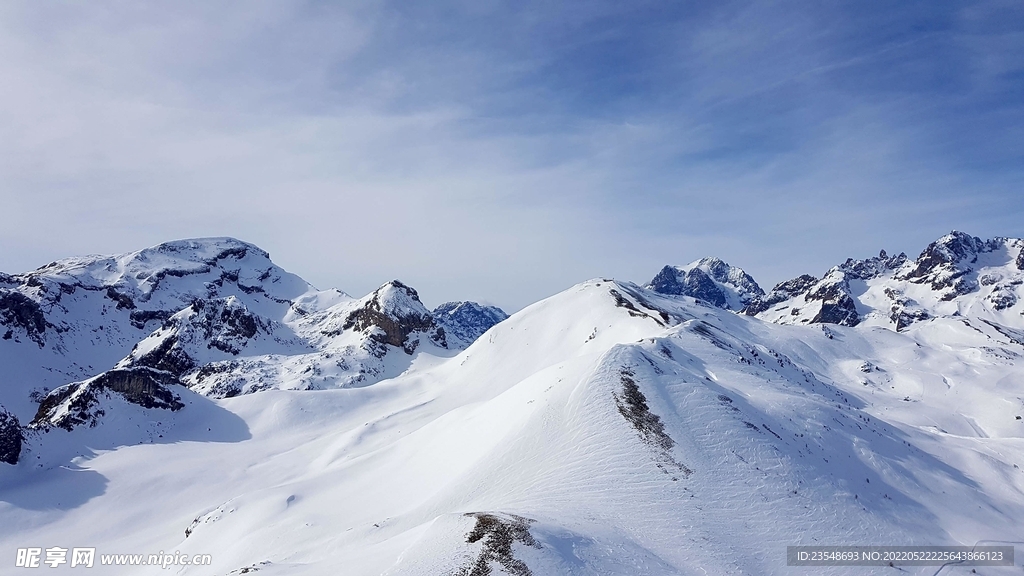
left=610, top=288, right=658, bottom=322
left=904, top=232, right=986, bottom=279
left=805, top=277, right=860, bottom=327
left=0, top=290, right=47, bottom=346
left=746, top=250, right=908, bottom=325
left=130, top=309, right=173, bottom=330
left=744, top=275, right=819, bottom=316
left=981, top=319, right=1024, bottom=346
left=899, top=231, right=998, bottom=298
left=131, top=333, right=196, bottom=377
left=432, top=301, right=508, bottom=346
left=342, top=281, right=440, bottom=355
left=105, top=287, right=136, bottom=310
left=190, top=362, right=244, bottom=398
left=650, top=265, right=726, bottom=307
left=700, top=258, right=761, bottom=290
left=839, top=251, right=909, bottom=280
left=609, top=286, right=676, bottom=326
left=648, top=258, right=763, bottom=310
left=0, top=406, right=22, bottom=465
left=891, top=309, right=930, bottom=332
left=988, top=286, right=1018, bottom=311
left=884, top=288, right=930, bottom=331
left=127, top=298, right=267, bottom=376
left=457, top=513, right=539, bottom=576
left=681, top=267, right=728, bottom=308
left=689, top=320, right=733, bottom=351
left=614, top=367, right=692, bottom=477
left=32, top=367, right=184, bottom=431
left=1017, top=247, right=1024, bottom=271
left=203, top=300, right=260, bottom=351
left=746, top=249, right=910, bottom=326
left=615, top=368, right=673, bottom=451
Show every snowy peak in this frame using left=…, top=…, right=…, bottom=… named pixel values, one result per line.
left=25, top=236, right=307, bottom=305
left=837, top=249, right=909, bottom=280
left=748, top=232, right=1024, bottom=331
left=8, top=234, right=1024, bottom=574
left=432, top=301, right=509, bottom=347
left=897, top=231, right=1002, bottom=299
left=745, top=250, right=908, bottom=327
left=0, top=237, right=311, bottom=351
left=647, top=257, right=763, bottom=311
left=1, top=239, right=512, bottom=434
left=342, top=280, right=442, bottom=354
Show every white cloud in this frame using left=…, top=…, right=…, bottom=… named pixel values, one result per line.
left=0, top=1, right=1020, bottom=311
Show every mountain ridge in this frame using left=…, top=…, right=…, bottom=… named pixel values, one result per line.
left=0, top=238, right=507, bottom=437
left=649, top=230, right=1024, bottom=333
left=2, top=232, right=1024, bottom=575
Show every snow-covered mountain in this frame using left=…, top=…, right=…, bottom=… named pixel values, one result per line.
left=745, top=231, right=1024, bottom=332
left=0, top=239, right=506, bottom=434
left=646, top=257, right=763, bottom=311
left=2, top=233, right=1024, bottom=575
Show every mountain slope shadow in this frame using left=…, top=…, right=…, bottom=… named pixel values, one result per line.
left=0, top=387, right=249, bottom=511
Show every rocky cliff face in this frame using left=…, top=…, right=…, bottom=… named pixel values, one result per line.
left=341, top=281, right=445, bottom=356
left=31, top=367, right=184, bottom=431
left=0, top=290, right=48, bottom=347
left=432, top=301, right=509, bottom=348
left=897, top=232, right=1000, bottom=300
left=0, top=406, right=22, bottom=464
left=119, top=296, right=275, bottom=378
left=647, top=258, right=763, bottom=311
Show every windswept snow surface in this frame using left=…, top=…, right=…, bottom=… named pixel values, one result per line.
left=2, top=237, right=1024, bottom=575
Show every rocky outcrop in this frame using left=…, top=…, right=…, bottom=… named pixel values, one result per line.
left=432, top=301, right=508, bottom=346
left=840, top=250, right=908, bottom=280
left=120, top=296, right=271, bottom=378
left=0, top=237, right=310, bottom=354
left=341, top=281, right=445, bottom=355
left=0, top=406, right=22, bottom=465
left=898, top=231, right=998, bottom=300
left=884, top=288, right=931, bottom=331
left=746, top=250, right=907, bottom=328
left=804, top=271, right=861, bottom=326
left=3, top=238, right=513, bottom=437
left=31, top=367, right=184, bottom=431
left=0, top=290, right=47, bottom=346
left=743, top=275, right=818, bottom=316
left=457, top=513, right=540, bottom=576
left=987, top=286, right=1019, bottom=311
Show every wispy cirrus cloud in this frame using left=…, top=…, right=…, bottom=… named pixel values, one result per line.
left=0, top=1, right=1020, bottom=310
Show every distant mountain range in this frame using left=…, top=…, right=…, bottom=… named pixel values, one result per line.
left=1, top=232, right=1022, bottom=575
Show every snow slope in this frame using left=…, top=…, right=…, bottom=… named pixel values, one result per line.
left=1, top=235, right=1023, bottom=575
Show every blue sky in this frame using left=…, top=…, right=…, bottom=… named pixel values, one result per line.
left=0, top=1, right=1021, bottom=310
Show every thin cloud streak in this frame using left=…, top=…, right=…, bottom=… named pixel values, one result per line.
left=0, top=1, right=1020, bottom=311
